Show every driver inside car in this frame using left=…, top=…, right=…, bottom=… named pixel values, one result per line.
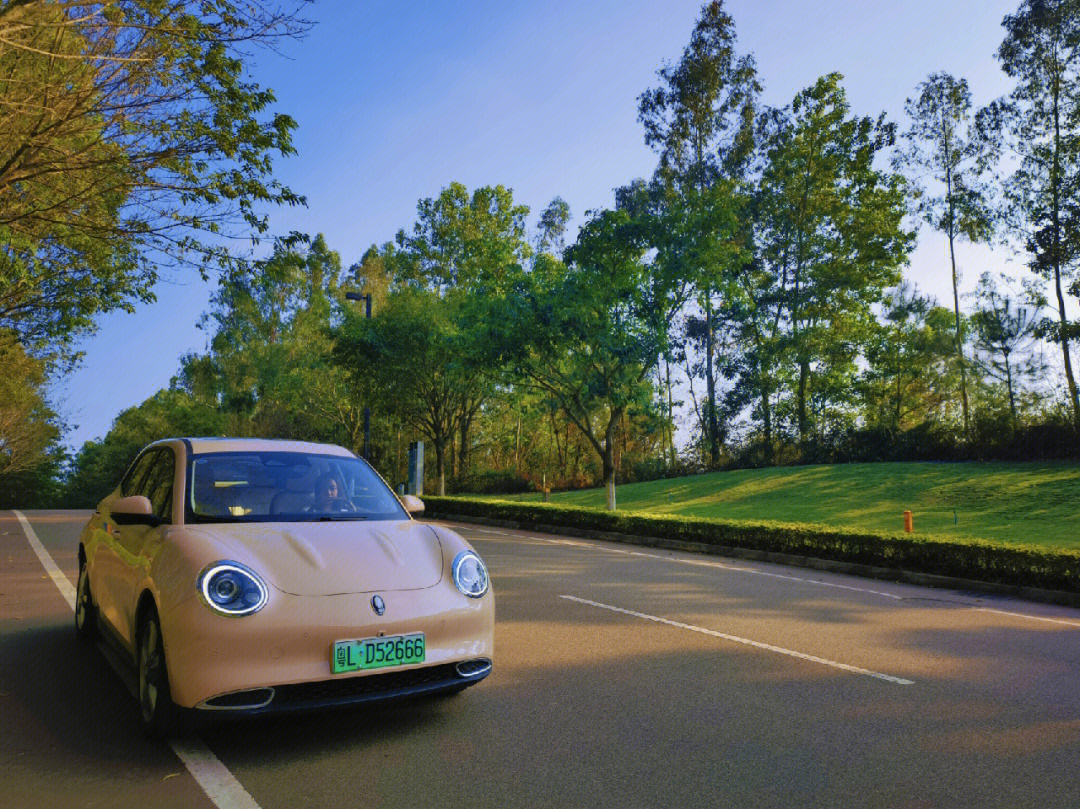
left=312, top=472, right=355, bottom=512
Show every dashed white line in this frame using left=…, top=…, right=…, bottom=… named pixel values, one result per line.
left=976, top=608, right=1080, bottom=628
left=561, top=595, right=915, bottom=686
left=12, top=510, right=264, bottom=809
left=463, top=523, right=1080, bottom=630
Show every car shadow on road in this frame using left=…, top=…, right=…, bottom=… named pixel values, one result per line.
left=0, top=621, right=181, bottom=768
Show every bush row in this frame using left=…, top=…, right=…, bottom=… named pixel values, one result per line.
left=422, top=496, right=1080, bottom=594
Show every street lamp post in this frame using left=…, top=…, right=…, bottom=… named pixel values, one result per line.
left=345, top=291, right=372, bottom=460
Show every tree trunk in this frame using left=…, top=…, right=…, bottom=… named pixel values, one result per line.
left=603, top=442, right=616, bottom=511
left=704, top=295, right=720, bottom=467
left=1051, top=69, right=1080, bottom=424
left=458, top=416, right=471, bottom=479
left=797, top=359, right=810, bottom=444
left=1004, top=351, right=1017, bottom=425
left=665, top=358, right=676, bottom=467
left=434, top=437, right=446, bottom=496
left=761, top=383, right=773, bottom=465
left=947, top=230, right=971, bottom=434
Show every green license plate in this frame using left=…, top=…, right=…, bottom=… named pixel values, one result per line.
left=332, top=633, right=425, bottom=674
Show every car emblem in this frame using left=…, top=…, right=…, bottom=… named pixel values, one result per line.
left=371, top=595, right=386, bottom=616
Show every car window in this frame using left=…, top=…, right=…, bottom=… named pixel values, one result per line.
left=140, top=449, right=175, bottom=522
left=121, top=451, right=158, bottom=497
left=189, top=451, right=407, bottom=523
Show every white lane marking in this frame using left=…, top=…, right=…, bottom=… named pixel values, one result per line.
left=11, top=510, right=264, bottom=809
left=459, top=527, right=510, bottom=536
left=13, top=510, right=76, bottom=609
left=539, top=534, right=903, bottom=600
left=976, top=608, right=1080, bottom=629
left=169, top=739, right=262, bottom=809
left=560, top=595, right=915, bottom=686
left=453, top=521, right=1080, bottom=628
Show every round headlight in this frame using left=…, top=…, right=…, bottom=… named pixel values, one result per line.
left=198, top=561, right=268, bottom=616
left=452, top=550, right=489, bottom=598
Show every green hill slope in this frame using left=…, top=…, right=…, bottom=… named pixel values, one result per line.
left=482, top=461, right=1080, bottom=550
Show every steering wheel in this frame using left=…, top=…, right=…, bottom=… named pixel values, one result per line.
left=313, top=496, right=356, bottom=513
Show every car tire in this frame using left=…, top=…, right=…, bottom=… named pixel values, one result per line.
left=138, top=608, right=177, bottom=739
left=75, top=562, right=97, bottom=641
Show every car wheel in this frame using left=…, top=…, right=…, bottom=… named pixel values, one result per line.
left=138, top=608, right=176, bottom=738
left=75, top=562, right=97, bottom=641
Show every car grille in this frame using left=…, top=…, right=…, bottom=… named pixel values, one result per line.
left=271, top=662, right=462, bottom=706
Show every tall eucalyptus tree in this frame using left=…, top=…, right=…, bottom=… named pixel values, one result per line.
left=895, top=73, right=996, bottom=434
left=637, top=0, right=759, bottom=466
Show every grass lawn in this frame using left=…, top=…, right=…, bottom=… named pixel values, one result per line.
left=476, top=461, right=1080, bottom=551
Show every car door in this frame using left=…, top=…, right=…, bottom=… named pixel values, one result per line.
left=96, top=450, right=159, bottom=640
left=113, top=447, right=176, bottom=646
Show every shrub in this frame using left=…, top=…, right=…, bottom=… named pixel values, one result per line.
left=422, top=496, right=1080, bottom=594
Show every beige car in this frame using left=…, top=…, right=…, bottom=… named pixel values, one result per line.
left=76, top=438, right=494, bottom=736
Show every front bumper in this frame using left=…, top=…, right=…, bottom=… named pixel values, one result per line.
left=160, top=584, right=495, bottom=708
left=197, top=659, right=492, bottom=715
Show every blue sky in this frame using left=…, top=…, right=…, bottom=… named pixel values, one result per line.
left=60, top=0, right=1021, bottom=449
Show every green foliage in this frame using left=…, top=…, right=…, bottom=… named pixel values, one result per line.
left=994, top=0, right=1080, bottom=422
left=0, top=338, right=61, bottom=477
left=0, top=1, right=307, bottom=356
left=861, top=283, right=957, bottom=430
left=754, top=73, right=913, bottom=442
left=422, top=494, right=1080, bottom=593
left=62, top=389, right=225, bottom=507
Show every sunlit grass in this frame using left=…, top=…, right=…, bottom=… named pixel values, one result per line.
left=480, top=461, right=1080, bottom=551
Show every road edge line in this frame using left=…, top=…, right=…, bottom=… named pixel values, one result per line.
left=11, top=510, right=264, bottom=809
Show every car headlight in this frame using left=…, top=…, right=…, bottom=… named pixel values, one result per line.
left=197, top=561, right=268, bottom=616
left=452, top=550, right=489, bottom=598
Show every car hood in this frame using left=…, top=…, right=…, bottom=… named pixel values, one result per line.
left=193, top=520, right=444, bottom=596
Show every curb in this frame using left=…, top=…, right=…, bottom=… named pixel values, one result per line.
left=425, top=512, right=1080, bottom=609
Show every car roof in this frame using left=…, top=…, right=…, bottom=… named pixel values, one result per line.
left=164, top=437, right=356, bottom=457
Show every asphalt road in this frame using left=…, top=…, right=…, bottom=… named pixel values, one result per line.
left=3, top=509, right=1080, bottom=809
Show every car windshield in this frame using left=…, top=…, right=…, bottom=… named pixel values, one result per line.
left=188, top=451, right=407, bottom=523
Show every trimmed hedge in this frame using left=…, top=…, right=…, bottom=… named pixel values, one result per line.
left=422, top=496, right=1080, bottom=594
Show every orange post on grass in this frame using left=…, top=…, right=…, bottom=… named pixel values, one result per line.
left=903, top=510, right=913, bottom=533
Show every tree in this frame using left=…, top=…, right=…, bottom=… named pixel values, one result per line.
left=62, top=389, right=224, bottom=507
left=638, top=0, right=759, bottom=466
left=0, top=338, right=60, bottom=478
left=535, top=197, right=572, bottom=256
left=995, top=0, right=1080, bottom=424
left=895, top=72, right=996, bottom=435
left=862, top=283, right=956, bottom=431
left=0, top=1, right=308, bottom=355
left=969, top=272, right=1045, bottom=423
left=333, top=287, right=482, bottom=496
left=756, top=74, right=912, bottom=444
left=492, top=209, right=667, bottom=510
left=394, top=182, right=531, bottom=295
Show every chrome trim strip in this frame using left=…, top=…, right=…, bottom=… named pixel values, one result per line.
left=196, top=687, right=276, bottom=711
left=455, top=658, right=492, bottom=678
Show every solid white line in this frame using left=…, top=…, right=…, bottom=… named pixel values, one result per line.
left=560, top=595, right=915, bottom=686
left=169, top=738, right=263, bottom=809
left=13, top=510, right=76, bottom=610
left=543, top=534, right=903, bottom=600
left=11, top=510, right=264, bottom=809
left=976, top=608, right=1080, bottom=629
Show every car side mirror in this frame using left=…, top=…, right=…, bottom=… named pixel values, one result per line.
left=400, top=494, right=425, bottom=514
left=111, top=495, right=163, bottom=526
